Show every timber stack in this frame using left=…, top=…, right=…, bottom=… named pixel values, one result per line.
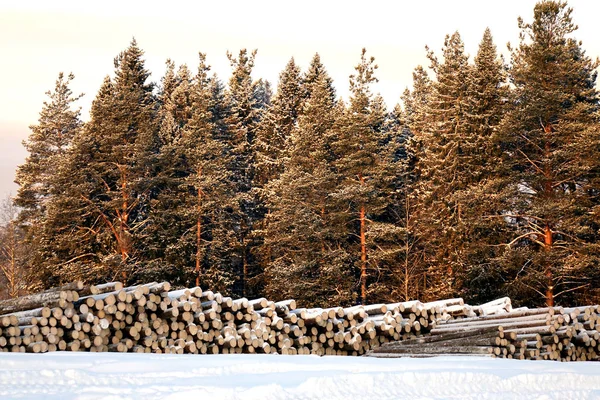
left=0, top=281, right=597, bottom=361
left=368, top=299, right=600, bottom=361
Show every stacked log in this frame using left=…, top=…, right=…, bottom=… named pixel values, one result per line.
left=0, top=282, right=441, bottom=356
left=0, top=282, right=598, bottom=361
left=368, top=305, right=600, bottom=361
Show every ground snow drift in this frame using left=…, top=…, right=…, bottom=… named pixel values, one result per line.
left=1, top=353, right=600, bottom=399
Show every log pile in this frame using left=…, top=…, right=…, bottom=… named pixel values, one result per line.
left=368, top=304, right=600, bottom=361
left=0, top=281, right=446, bottom=355
left=0, top=281, right=598, bottom=361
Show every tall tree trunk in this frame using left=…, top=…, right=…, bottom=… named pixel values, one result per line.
left=360, top=204, right=367, bottom=305
left=119, top=165, right=130, bottom=283
left=404, top=194, right=410, bottom=301
left=320, top=202, right=326, bottom=258
left=195, top=186, right=202, bottom=288
left=242, top=237, right=247, bottom=297
left=358, top=174, right=367, bottom=305
left=544, top=224, right=554, bottom=307
left=3, top=222, right=19, bottom=298
left=263, top=210, right=271, bottom=279
left=543, top=124, right=554, bottom=307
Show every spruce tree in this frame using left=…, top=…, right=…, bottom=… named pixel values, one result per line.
left=15, top=73, right=83, bottom=222
left=457, top=28, right=511, bottom=303
left=410, top=32, right=473, bottom=299
left=253, top=58, right=302, bottom=191
left=184, top=55, right=234, bottom=291
left=143, top=60, right=194, bottom=283
left=221, top=49, right=262, bottom=297
left=397, top=67, right=433, bottom=300
left=496, top=1, right=600, bottom=306
left=252, top=58, right=304, bottom=290
left=264, top=64, right=346, bottom=306
left=303, top=53, right=336, bottom=103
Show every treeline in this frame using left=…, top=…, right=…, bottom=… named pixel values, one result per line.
left=5, top=1, right=600, bottom=307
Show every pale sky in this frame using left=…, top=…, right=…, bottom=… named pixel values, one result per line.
left=1, top=0, right=599, bottom=201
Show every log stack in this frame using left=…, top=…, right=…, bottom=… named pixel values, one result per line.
left=0, top=282, right=598, bottom=361
left=368, top=304, right=600, bottom=361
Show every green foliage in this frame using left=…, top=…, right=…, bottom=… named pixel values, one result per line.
left=494, top=0, right=600, bottom=306
left=10, top=2, right=600, bottom=308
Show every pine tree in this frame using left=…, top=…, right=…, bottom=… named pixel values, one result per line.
left=330, top=49, right=398, bottom=304
left=14, top=72, right=83, bottom=281
left=495, top=1, right=600, bottom=306
left=43, top=40, right=159, bottom=284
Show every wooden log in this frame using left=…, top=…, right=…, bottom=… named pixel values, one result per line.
left=248, top=298, right=269, bottom=310
left=0, top=291, right=71, bottom=315
left=370, top=345, right=494, bottom=356
left=431, top=317, right=557, bottom=335
left=361, top=304, right=388, bottom=316
left=274, top=300, right=297, bottom=312
left=88, top=282, right=123, bottom=295
left=437, top=308, right=555, bottom=326
left=166, top=287, right=203, bottom=301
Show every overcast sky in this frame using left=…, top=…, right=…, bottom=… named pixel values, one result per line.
left=1, top=0, right=599, bottom=201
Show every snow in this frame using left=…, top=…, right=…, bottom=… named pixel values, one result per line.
left=1, top=353, right=600, bottom=399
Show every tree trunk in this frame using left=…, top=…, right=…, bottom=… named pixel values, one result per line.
left=196, top=187, right=202, bottom=288
left=119, top=165, right=130, bottom=283
left=242, top=238, right=247, bottom=298
left=0, top=291, right=68, bottom=315
left=360, top=204, right=367, bottom=305
left=543, top=124, right=554, bottom=307
left=357, top=174, right=367, bottom=305
left=544, top=224, right=554, bottom=307
left=404, top=194, right=410, bottom=301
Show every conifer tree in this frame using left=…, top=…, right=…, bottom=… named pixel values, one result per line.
left=0, top=196, right=28, bottom=298
left=253, top=58, right=302, bottom=191
left=221, top=49, right=262, bottom=297
left=330, top=49, right=398, bottom=304
left=184, top=55, right=234, bottom=291
left=456, top=28, right=511, bottom=303
left=43, top=40, right=159, bottom=283
left=14, top=73, right=83, bottom=278
left=397, top=67, right=434, bottom=300
left=402, top=66, right=432, bottom=142
left=252, top=58, right=304, bottom=290
left=410, top=32, right=473, bottom=299
left=142, top=60, right=194, bottom=283
left=264, top=64, right=347, bottom=306
left=15, top=73, right=83, bottom=222
left=496, top=1, right=600, bottom=306
left=303, top=54, right=336, bottom=103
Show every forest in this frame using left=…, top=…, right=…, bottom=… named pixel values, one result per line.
left=1, top=0, right=599, bottom=308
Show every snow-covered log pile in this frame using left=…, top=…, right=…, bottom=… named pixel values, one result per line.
left=0, top=282, right=597, bottom=361
left=0, top=281, right=445, bottom=355
left=368, top=302, right=600, bottom=361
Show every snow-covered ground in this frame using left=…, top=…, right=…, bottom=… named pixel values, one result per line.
left=1, top=353, right=600, bottom=400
